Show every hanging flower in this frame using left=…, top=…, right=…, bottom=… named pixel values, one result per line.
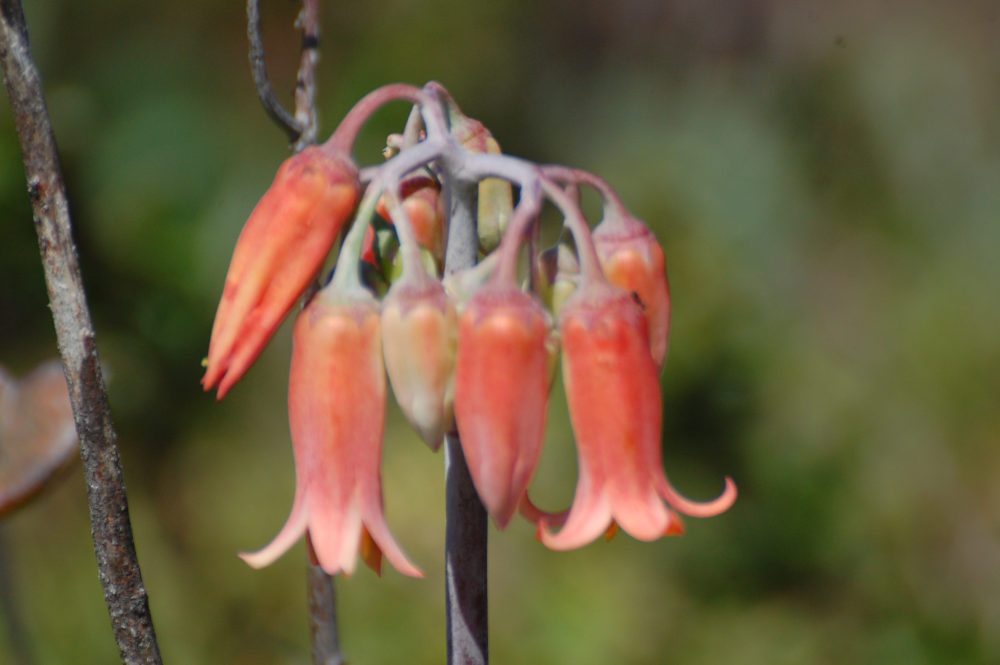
left=202, top=146, right=361, bottom=399
left=453, top=284, right=556, bottom=528
left=537, top=283, right=736, bottom=551
left=239, top=288, right=422, bottom=578
left=382, top=277, right=458, bottom=450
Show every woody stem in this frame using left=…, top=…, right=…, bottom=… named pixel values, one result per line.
left=0, top=3, right=163, bottom=663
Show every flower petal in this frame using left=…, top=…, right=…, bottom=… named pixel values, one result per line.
left=239, top=485, right=309, bottom=569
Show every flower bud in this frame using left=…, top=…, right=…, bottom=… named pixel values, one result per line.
left=203, top=147, right=361, bottom=398
left=450, top=114, right=512, bottom=253
left=382, top=280, right=458, bottom=450
left=592, top=217, right=670, bottom=370
left=376, top=175, right=446, bottom=265
left=239, top=288, right=422, bottom=578
left=453, top=286, right=555, bottom=528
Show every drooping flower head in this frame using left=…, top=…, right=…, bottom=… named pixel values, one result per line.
left=537, top=281, right=736, bottom=550
left=239, top=286, right=422, bottom=578
left=453, top=283, right=556, bottom=528
left=203, top=146, right=361, bottom=399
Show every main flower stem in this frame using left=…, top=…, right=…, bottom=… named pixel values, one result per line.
left=0, top=3, right=162, bottom=664
left=442, top=176, right=488, bottom=665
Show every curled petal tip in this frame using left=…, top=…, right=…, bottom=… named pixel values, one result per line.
left=237, top=497, right=308, bottom=570
left=518, top=493, right=567, bottom=528
left=239, top=543, right=292, bottom=571
left=660, top=475, right=738, bottom=518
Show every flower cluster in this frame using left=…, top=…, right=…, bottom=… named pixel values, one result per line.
left=203, top=82, right=736, bottom=577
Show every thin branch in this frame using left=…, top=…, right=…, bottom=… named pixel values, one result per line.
left=442, top=176, right=489, bottom=665
left=247, top=0, right=302, bottom=142
left=0, top=2, right=163, bottom=665
left=292, top=0, right=320, bottom=151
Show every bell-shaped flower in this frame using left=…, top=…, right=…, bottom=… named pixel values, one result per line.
left=239, top=287, right=422, bottom=578
left=382, top=276, right=458, bottom=450
left=203, top=146, right=361, bottom=399
left=592, top=215, right=671, bottom=370
left=453, top=285, right=555, bottom=528
left=538, top=282, right=735, bottom=551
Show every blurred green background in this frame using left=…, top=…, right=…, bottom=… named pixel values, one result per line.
left=2, top=0, right=999, bottom=663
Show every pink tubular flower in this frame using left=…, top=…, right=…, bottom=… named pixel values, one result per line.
left=453, top=285, right=555, bottom=528
left=538, top=283, right=736, bottom=551
left=239, top=289, right=422, bottom=578
left=202, top=146, right=361, bottom=399
left=592, top=216, right=671, bottom=370
left=381, top=278, right=458, bottom=450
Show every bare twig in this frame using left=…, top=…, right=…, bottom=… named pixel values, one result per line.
left=442, top=177, right=489, bottom=665
left=247, top=0, right=301, bottom=142
left=0, top=2, right=163, bottom=665
left=292, top=0, right=320, bottom=151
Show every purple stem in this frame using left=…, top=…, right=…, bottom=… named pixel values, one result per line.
left=442, top=177, right=488, bottom=665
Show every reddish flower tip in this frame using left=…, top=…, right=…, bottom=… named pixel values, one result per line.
left=592, top=217, right=671, bottom=369
left=202, top=147, right=360, bottom=399
left=376, top=175, right=446, bottom=264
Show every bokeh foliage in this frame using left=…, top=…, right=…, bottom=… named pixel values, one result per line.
left=2, top=1, right=999, bottom=663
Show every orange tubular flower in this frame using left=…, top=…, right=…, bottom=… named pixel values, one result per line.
left=538, top=283, right=736, bottom=551
left=381, top=278, right=458, bottom=450
left=592, top=216, right=671, bottom=370
left=453, top=286, right=555, bottom=528
left=239, top=290, right=422, bottom=578
left=376, top=175, right=447, bottom=264
left=202, top=146, right=361, bottom=399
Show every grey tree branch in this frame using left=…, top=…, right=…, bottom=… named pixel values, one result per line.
left=0, top=2, right=163, bottom=665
